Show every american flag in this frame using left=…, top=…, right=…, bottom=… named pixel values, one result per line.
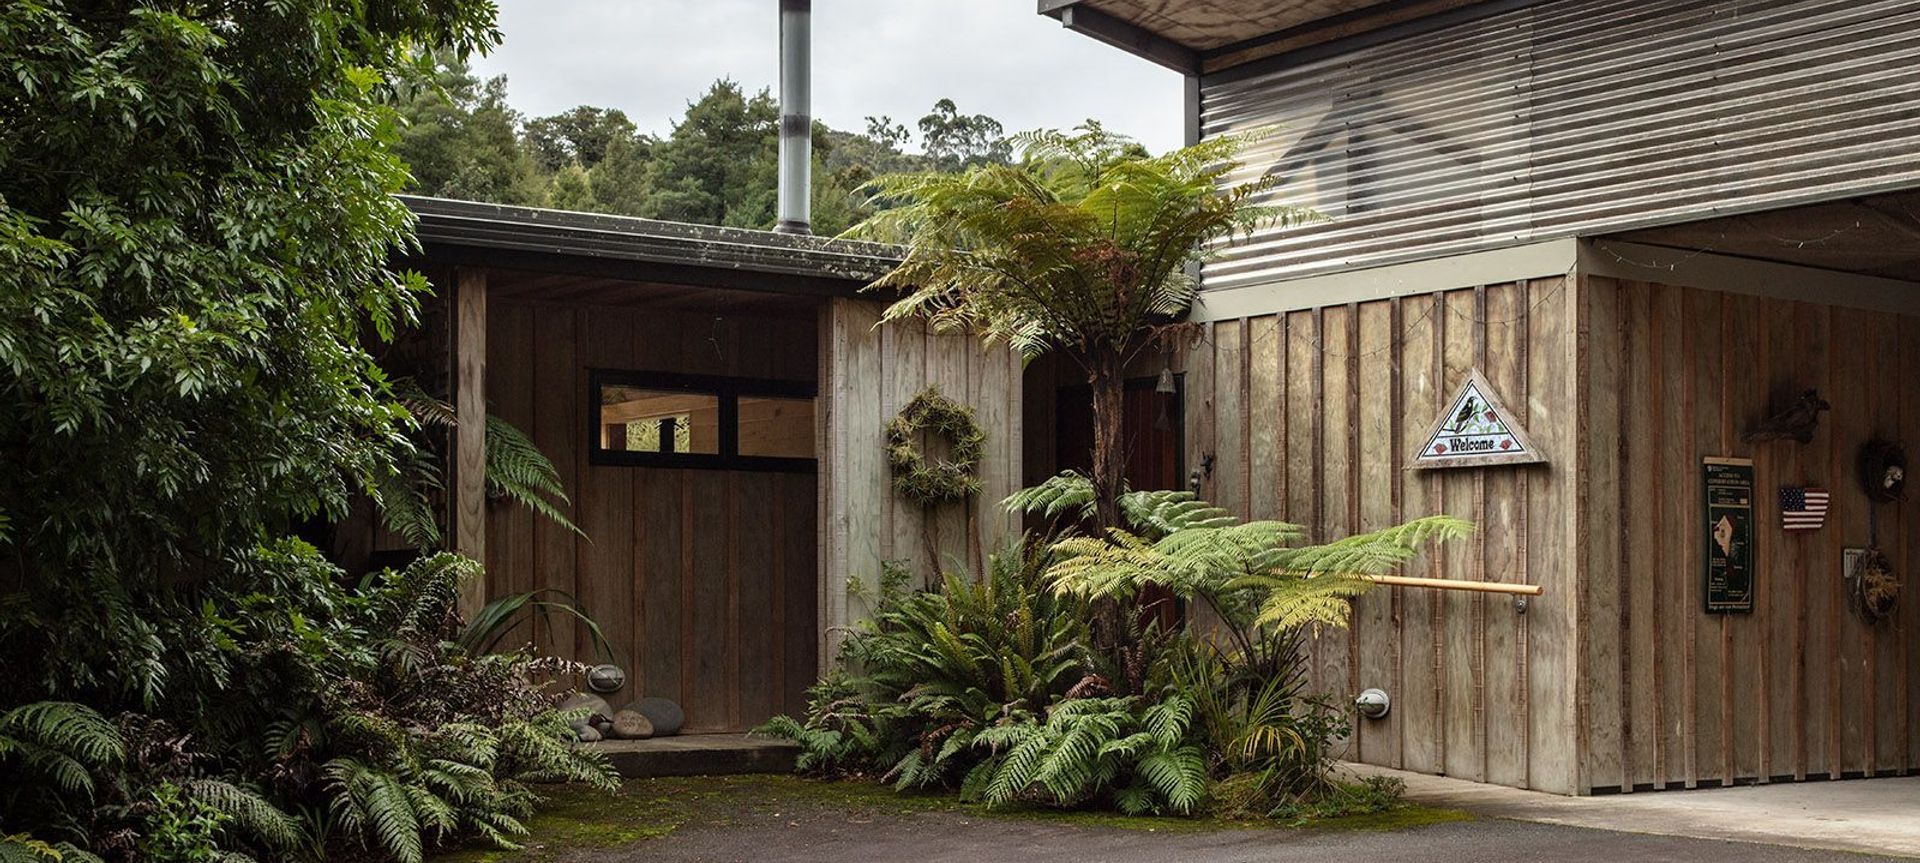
left=1781, top=487, right=1829, bottom=530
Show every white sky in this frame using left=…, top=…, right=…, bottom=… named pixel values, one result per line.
left=470, top=0, right=1185, bottom=154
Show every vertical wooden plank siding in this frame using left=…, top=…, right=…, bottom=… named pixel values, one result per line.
left=484, top=302, right=536, bottom=646
left=1397, top=295, right=1443, bottom=776
left=1580, top=276, right=1624, bottom=792
left=1526, top=276, right=1580, bottom=796
left=1568, top=278, right=1920, bottom=791
left=484, top=298, right=819, bottom=732
left=817, top=297, right=1024, bottom=661
left=1484, top=284, right=1528, bottom=788
left=529, top=306, right=580, bottom=662
left=1182, top=278, right=1581, bottom=794
left=1355, top=302, right=1400, bottom=767
left=1440, top=290, right=1482, bottom=784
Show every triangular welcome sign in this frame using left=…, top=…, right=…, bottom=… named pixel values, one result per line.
left=1407, top=369, right=1546, bottom=470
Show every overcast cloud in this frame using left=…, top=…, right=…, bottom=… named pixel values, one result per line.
left=470, top=0, right=1184, bottom=154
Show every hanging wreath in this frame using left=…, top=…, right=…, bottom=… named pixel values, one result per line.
left=1850, top=546, right=1900, bottom=624
left=887, top=387, right=984, bottom=505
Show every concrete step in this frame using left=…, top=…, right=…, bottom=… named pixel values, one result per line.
left=593, top=733, right=800, bottom=779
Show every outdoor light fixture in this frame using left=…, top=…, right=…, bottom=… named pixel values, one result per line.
left=1155, top=362, right=1176, bottom=395
left=1355, top=688, right=1390, bottom=719
left=586, top=664, right=626, bottom=694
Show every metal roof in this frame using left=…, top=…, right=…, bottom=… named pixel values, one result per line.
left=401, top=196, right=900, bottom=289
left=1040, top=0, right=1487, bottom=75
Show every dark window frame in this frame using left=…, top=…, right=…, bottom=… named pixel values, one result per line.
left=587, top=369, right=817, bottom=473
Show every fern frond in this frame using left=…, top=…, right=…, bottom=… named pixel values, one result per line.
left=485, top=415, right=581, bottom=536
left=182, top=779, right=303, bottom=851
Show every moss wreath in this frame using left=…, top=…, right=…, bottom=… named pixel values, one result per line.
left=886, top=386, right=985, bottom=506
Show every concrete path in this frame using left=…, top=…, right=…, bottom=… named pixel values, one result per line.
left=1344, top=763, right=1920, bottom=859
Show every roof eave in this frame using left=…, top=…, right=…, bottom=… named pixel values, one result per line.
left=399, top=195, right=901, bottom=289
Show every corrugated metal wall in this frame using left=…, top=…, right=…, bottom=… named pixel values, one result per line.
left=1202, top=0, right=1920, bottom=288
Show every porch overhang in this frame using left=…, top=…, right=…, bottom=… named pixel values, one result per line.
left=1038, top=0, right=1497, bottom=76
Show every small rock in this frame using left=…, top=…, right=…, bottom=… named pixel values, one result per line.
left=610, top=709, right=654, bottom=740
left=559, top=693, right=613, bottom=730
left=634, top=696, right=685, bottom=736
left=576, top=725, right=602, bottom=743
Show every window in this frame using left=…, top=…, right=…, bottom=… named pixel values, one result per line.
left=588, top=370, right=815, bottom=471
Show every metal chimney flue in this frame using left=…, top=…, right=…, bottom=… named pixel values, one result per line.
left=774, top=0, right=811, bottom=235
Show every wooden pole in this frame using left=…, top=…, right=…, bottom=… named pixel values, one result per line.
left=1364, top=573, right=1543, bottom=596
left=454, top=267, right=488, bottom=620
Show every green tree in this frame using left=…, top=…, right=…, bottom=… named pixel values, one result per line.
left=639, top=80, right=780, bottom=227
left=525, top=105, right=640, bottom=171
left=391, top=58, right=546, bottom=205
left=854, top=126, right=1316, bottom=527
left=917, top=98, right=1012, bottom=172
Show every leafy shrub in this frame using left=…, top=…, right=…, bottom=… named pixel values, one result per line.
left=0, top=554, right=615, bottom=863
left=769, top=474, right=1468, bottom=821
left=764, top=546, right=1090, bottom=791
left=968, top=695, right=1207, bottom=814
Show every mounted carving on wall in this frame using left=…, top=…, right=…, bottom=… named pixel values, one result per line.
left=1858, top=438, right=1907, bottom=503
left=1741, top=389, right=1830, bottom=444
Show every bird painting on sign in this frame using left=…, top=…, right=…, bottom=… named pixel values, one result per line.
left=1407, top=368, right=1546, bottom=470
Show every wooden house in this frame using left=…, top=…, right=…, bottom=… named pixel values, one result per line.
left=1042, top=0, right=1920, bottom=794
left=395, top=196, right=1024, bottom=735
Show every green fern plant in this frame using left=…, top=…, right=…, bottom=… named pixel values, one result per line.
left=966, top=695, right=1207, bottom=815
left=760, top=543, right=1091, bottom=792
left=1014, top=471, right=1471, bottom=637
left=0, top=835, right=97, bottom=863
left=383, top=382, right=582, bottom=548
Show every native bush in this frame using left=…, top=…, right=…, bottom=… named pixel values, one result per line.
left=0, top=2, right=624, bottom=859
left=763, top=546, right=1091, bottom=791
left=0, top=552, right=614, bottom=863
left=766, top=478, right=1468, bottom=818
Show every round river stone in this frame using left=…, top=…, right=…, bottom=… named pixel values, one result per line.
left=610, top=709, right=654, bottom=740
left=634, top=696, right=685, bottom=736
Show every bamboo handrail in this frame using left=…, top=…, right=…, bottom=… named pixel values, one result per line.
left=1362, top=574, right=1544, bottom=596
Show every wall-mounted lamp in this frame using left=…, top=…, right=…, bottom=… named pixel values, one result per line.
left=1355, top=688, right=1391, bottom=719
left=587, top=663, right=626, bottom=694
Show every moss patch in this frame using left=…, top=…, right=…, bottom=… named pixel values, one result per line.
left=431, top=774, right=1470, bottom=861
